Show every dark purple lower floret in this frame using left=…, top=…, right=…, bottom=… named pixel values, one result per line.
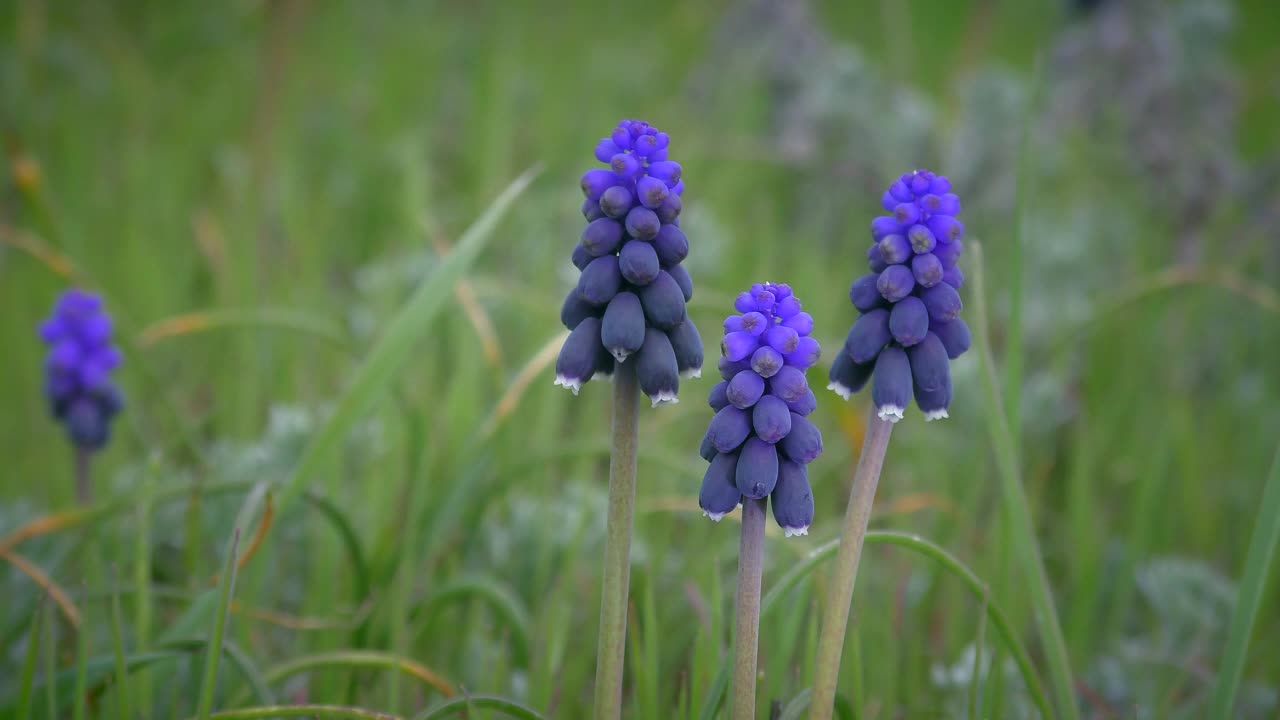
left=635, top=327, right=680, bottom=406
left=667, top=262, right=694, bottom=301
left=872, top=345, right=912, bottom=422
left=934, top=238, right=962, bottom=267
left=850, top=274, right=884, bottom=313
left=879, top=234, right=911, bottom=264
left=656, top=193, right=682, bottom=225
left=752, top=395, right=792, bottom=443
left=66, top=399, right=111, bottom=450
left=735, top=436, right=779, bottom=499
left=667, top=319, right=704, bottom=378
left=907, top=332, right=950, bottom=392
left=750, top=346, right=784, bottom=378
left=699, top=452, right=742, bottom=521
left=582, top=218, right=624, bottom=256
left=911, top=253, right=943, bottom=288
left=709, top=381, right=729, bottom=412
left=779, top=413, right=822, bottom=464
left=579, top=255, right=622, bottom=305
left=619, top=240, right=660, bottom=286
left=769, top=365, right=808, bottom=404
left=771, top=460, right=814, bottom=537
left=625, top=206, right=661, bottom=241
left=601, top=292, right=646, bottom=362
left=932, top=318, right=971, bottom=359
left=915, top=375, right=952, bottom=422
left=572, top=243, right=592, bottom=270
left=707, top=405, right=752, bottom=453
left=845, top=308, right=891, bottom=364
left=727, top=369, right=765, bottom=409
left=700, top=433, right=718, bottom=462
left=921, top=282, right=962, bottom=323
left=889, top=296, right=929, bottom=347
left=652, top=225, right=689, bottom=266
left=867, top=243, right=889, bottom=273
left=561, top=288, right=597, bottom=330
left=583, top=198, right=605, bottom=222
left=638, top=270, right=686, bottom=330
left=719, top=355, right=750, bottom=380
left=554, top=316, right=603, bottom=395
left=942, top=265, right=964, bottom=289
left=877, top=265, right=915, bottom=303
left=599, top=186, right=634, bottom=219
left=784, top=387, right=817, bottom=416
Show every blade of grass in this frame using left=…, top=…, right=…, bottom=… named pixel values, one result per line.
left=969, top=587, right=989, bottom=719
left=72, top=592, right=89, bottom=720
left=274, top=165, right=540, bottom=515
left=972, top=241, right=1078, bottom=720
left=110, top=570, right=132, bottom=720
left=196, top=530, right=241, bottom=720
left=411, top=694, right=547, bottom=720
left=137, top=308, right=350, bottom=350
left=415, top=575, right=532, bottom=665
left=17, top=597, right=44, bottom=720
left=230, top=651, right=455, bottom=706
left=43, top=598, right=56, bottom=720
left=1207, top=446, right=1280, bottom=717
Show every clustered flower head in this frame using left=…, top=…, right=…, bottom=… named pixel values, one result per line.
left=828, top=169, right=972, bottom=422
left=39, top=289, right=124, bottom=450
left=699, top=283, right=823, bottom=537
left=556, top=120, right=702, bottom=406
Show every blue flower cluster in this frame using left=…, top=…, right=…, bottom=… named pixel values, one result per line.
left=699, top=283, right=823, bottom=537
left=829, top=169, right=972, bottom=422
left=556, top=120, right=702, bottom=406
left=39, top=290, right=124, bottom=450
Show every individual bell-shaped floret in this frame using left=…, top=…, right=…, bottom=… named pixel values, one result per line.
left=625, top=206, right=661, bottom=241
left=888, top=296, right=929, bottom=347
left=582, top=218, right=624, bottom=256
left=877, top=265, right=915, bottom=303
left=907, top=332, right=950, bottom=393
left=844, top=308, right=891, bottom=364
left=751, top=395, right=792, bottom=443
left=561, top=288, right=597, bottom=330
left=555, top=316, right=604, bottom=395
left=699, top=452, right=741, bottom=521
left=915, top=375, right=952, bottom=422
left=635, top=327, right=680, bottom=406
left=827, top=349, right=873, bottom=401
left=667, top=319, right=704, bottom=379
left=578, top=255, right=622, bottom=306
left=779, top=413, right=823, bottom=465
left=639, top=270, right=686, bottom=330
left=735, top=437, right=779, bottom=499
left=706, top=405, right=752, bottom=454
left=850, top=274, right=885, bottom=313
left=619, top=239, right=660, bottom=286
left=932, top=318, right=972, bottom=359
left=727, top=369, right=766, bottom=409
left=771, top=460, right=814, bottom=537
left=921, top=282, right=962, bottom=323
left=652, top=225, right=689, bottom=266
left=601, top=292, right=646, bottom=363
left=667, top=262, right=693, bottom=301
left=708, top=381, right=729, bottom=412
left=872, top=345, right=912, bottom=423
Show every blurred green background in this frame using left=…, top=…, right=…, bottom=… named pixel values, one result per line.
left=2, top=0, right=1279, bottom=717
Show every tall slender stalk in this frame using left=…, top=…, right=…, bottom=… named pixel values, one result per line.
left=593, top=360, right=641, bottom=720
left=732, top=497, right=768, bottom=720
left=74, top=448, right=91, bottom=505
left=809, top=410, right=895, bottom=720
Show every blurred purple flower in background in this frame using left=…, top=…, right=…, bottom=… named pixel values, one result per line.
left=39, top=289, right=125, bottom=451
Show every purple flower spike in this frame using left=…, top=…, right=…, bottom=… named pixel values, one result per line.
left=702, top=281, right=822, bottom=532
left=830, top=169, right=968, bottom=418
left=40, top=289, right=125, bottom=451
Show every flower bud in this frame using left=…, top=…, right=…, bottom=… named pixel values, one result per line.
left=779, top=413, right=823, bottom=464
left=911, top=252, right=943, bottom=288
left=619, top=239, right=660, bottom=286
left=785, top=387, right=817, bottom=416
left=636, top=175, right=669, bottom=209
left=699, top=452, right=741, bottom=521
left=578, top=255, right=622, bottom=305
left=783, top=311, right=814, bottom=336
left=625, top=206, right=661, bottom=241
left=769, top=365, right=808, bottom=403
left=667, top=262, right=694, bottom=301
left=785, top=336, right=821, bottom=370
left=594, top=139, right=617, bottom=164
left=942, top=265, right=964, bottom=289
left=611, top=152, right=642, bottom=179
left=581, top=168, right=617, bottom=200
left=561, top=288, right=597, bottom=330
left=867, top=243, right=889, bottom=273
left=652, top=224, right=689, bottom=266
left=583, top=197, right=605, bottom=222
left=877, top=265, right=915, bottom=303
left=878, top=234, right=911, bottom=264
left=907, top=224, right=936, bottom=254
left=707, top=405, right=752, bottom=453
left=700, top=433, right=718, bottom=462
left=921, top=282, right=962, bottom=323
left=889, top=296, right=929, bottom=347
left=871, top=216, right=900, bottom=240
left=636, top=327, right=680, bottom=406
left=656, top=193, right=682, bottom=224
left=554, top=316, right=603, bottom=394
left=933, top=238, right=962, bottom=267
left=771, top=460, right=814, bottom=537
left=872, top=345, right=912, bottom=423
left=850, top=274, right=885, bottom=313
left=927, top=215, right=964, bottom=244
left=750, top=345, right=784, bottom=378
left=844, top=308, right=891, bottom=364
left=709, top=381, right=730, bottom=412
left=638, top=270, right=687, bottom=330
left=601, top=292, right=646, bottom=362
left=894, top=202, right=921, bottom=225
left=572, top=243, right=592, bottom=270
left=667, top=319, right=704, bottom=378
left=599, top=185, right=634, bottom=219
left=581, top=218, right=624, bottom=256
left=735, top=437, right=779, bottom=499
left=752, top=395, right=792, bottom=444
left=727, top=369, right=766, bottom=409
left=932, top=318, right=972, bottom=359
left=907, top=332, right=950, bottom=392
left=647, top=160, right=682, bottom=187
left=765, top=324, right=800, bottom=355
left=719, top=355, right=751, bottom=380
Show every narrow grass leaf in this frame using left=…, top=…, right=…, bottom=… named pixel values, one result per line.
left=16, top=598, right=43, bottom=720
left=1208, top=447, right=1280, bottom=717
left=411, top=694, right=547, bottom=720
left=110, top=573, right=132, bottom=720
left=196, top=530, right=241, bottom=720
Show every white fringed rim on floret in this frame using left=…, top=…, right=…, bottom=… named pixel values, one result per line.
left=782, top=525, right=810, bottom=538
left=680, top=368, right=702, bottom=380
left=650, top=390, right=679, bottom=408
left=826, top=380, right=854, bottom=401
left=876, top=404, right=905, bottom=423
left=553, top=374, right=583, bottom=395
left=702, top=509, right=727, bottom=522
left=924, top=408, right=949, bottom=422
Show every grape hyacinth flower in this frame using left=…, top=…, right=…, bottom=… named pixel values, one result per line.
left=699, top=282, right=822, bottom=720
left=557, top=120, right=702, bottom=720
left=811, top=170, right=969, bottom=720
left=38, top=289, right=125, bottom=503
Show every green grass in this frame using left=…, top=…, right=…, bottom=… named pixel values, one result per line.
left=3, top=0, right=1280, bottom=717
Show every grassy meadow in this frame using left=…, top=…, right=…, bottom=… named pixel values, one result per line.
left=2, top=0, right=1279, bottom=717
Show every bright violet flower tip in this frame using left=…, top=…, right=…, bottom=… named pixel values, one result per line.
left=40, top=289, right=125, bottom=451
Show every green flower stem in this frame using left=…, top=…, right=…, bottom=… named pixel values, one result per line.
left=593, top=360, right=641, bottom=720
left=809, top=409, right=895, bottom=720
left=732, top=496, right=768, bottom=720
